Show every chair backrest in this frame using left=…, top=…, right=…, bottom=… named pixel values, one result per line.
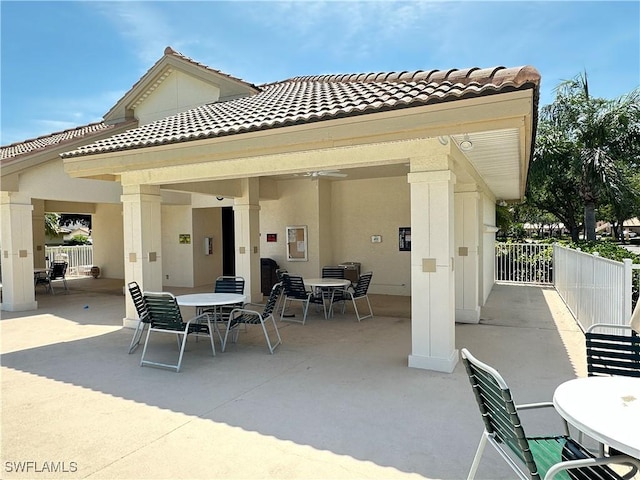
left=586, top=324, right=640, bottom=377
left=282, top=274, right=309, bottom=300
left=143, top=292, right=184, bottom=330
left=215, top=276, right=245, bottom=294
left=353, top=272, right=373, bottom=297
left=460, top=348, right=540, bottom=478
left=262, top=283, right=283, bottom=317
left=50, top=262, right=67, bottom=279
left=275, top=269, right=288, bottom=281
left=127, top=282, right=150, bottom=323
left=322, top=266, right=345, bottom=279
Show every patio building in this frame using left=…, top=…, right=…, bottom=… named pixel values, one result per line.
left=0, top=47, right=540, bottom=372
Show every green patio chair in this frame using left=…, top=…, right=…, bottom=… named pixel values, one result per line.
left=461, top=348, right=640, bottom=480
left=584, top=323, right=640, bottom=465
left=329, top=271, right=373, bottom=321
left=127, top=281, right=150, bottom=354
left=280, top=273, right=323, bottom=324
left=206, top=276, right=245, bottom=342
left=586, top=324, right=640, bottom=378
left=140, top=291, right=215, bottom=372
left=223, top=282, right=283, bottom=354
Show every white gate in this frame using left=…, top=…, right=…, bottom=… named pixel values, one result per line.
left=494, top=242, right=553, bottom=285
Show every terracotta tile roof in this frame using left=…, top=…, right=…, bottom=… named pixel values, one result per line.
left=1, top=121, right=118, bottom=162
left=61, top=65, right=540, bottom=159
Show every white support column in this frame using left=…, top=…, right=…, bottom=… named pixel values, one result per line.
left=234, top=178, right=261, bottom=303
left=455, top=189, right=481, bottom=323
left=407, top=170, right=458, bottom=372
left=121, top=184, right=163, bottom=326
left=1, top=192, right=38, bottom=311
left=32, top=199, right=47, bottom=269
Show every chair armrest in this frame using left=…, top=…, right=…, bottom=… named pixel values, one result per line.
left=185, top=311, right=214, bottom=325
left=516, top=402, right=570, bottom=435
left=544, top=454, right=640, bottom=480
left=243, top=302, right=266, bottom=309
left=230, top=307, right=260, bottom=315
left=516, top=401, right=555, bottom=411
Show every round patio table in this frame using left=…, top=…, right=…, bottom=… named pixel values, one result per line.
left=303, top=278, right=351, bottom=319
left=553, top=376, right=640, bottom=458
left=177, top=293, right=247, bottom=343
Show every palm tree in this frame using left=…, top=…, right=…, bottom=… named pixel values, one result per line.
left=545, top=73, right=640, bottom=241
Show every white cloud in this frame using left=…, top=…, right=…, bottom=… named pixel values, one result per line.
left=89, top=2, right=179, bottom=66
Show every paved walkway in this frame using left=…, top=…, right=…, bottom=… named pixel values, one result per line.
left=1, top=281, right=586, bottom=479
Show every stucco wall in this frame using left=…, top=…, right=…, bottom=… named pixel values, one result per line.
left=331, top=176, right=411, bottom=296
left=259, top=180, right=321, bottom=278
left=92, top=203, right=124, bottom=279
left=20, top=159, right=122, bottom=203
left=260, top=176, right=411, bottom=295
left=135, top=71, right=221, bottom=125
left=161, top=205, right=194, bottom=287
left=192, top=207, right=223, bottom=287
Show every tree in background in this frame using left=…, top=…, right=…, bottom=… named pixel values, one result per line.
left=528, top=73, right=640, bottom=241
left=44, top=212, right=61, bottom=237
left=527, top=118, right=584, bottom=241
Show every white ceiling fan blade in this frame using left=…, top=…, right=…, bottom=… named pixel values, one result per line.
left=317, top=170, right=347, bottom=178
left=294, top=170, right=348, bottom=179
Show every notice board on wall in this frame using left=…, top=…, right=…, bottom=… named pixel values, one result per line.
left=286, top=225, right=308, bottom=261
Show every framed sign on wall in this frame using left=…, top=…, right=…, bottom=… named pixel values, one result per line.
left=399, top=227, right=411, bottom=251
left=286, top=225, right=308, bottom=261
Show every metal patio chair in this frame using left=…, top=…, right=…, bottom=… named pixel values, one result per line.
left=140, top=291, right=215, bottom=372
left=461, top=348, right=640, bottom=480
left=35, top=261, right=68, bottom=294
left=584, top=323, right=640, bottom=464
left=127, top=281, right=151, bottom=354
left=203, top=276, right=245, bottom=342
left=280, top=273, right=323, bottom=324
left=223, top=282, right=283, bottom=354
left=330, top=271, right=373, bottom=321
left=586, top=323, right=640, bottom=378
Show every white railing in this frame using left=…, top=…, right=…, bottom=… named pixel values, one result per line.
left=45, top=245, right=93, bottom=277
left=495, top=242, right=554, bottom=285
left=553, top=244, right=640, bottom=332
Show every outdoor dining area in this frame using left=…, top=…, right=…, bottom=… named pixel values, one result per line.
left=1, top=276, right=639, bottom=479
left=127, top=266, right=375, bottom=372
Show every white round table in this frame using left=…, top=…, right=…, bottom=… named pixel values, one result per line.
left=303, top=278, right=351, bottom=289
left=177, top=293, right=247, bottom=344
left=303, top=278, right=351, bottom=319
left=553, top=376, right=640, bottom=458
left=176, top=293, right=246, bottom=308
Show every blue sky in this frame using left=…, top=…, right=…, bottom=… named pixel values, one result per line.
left=1, top=1, right=639, bottom=146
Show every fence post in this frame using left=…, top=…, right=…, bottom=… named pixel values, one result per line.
left=624, top=258, right=633, bottom=322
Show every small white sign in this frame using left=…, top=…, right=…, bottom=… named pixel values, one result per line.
left=371, top=235, right=382, bottom=243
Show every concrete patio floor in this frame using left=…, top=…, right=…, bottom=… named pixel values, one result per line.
left=1, top=278, right=588, bottom=479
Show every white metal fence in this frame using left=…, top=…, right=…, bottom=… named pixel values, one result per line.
left=553, top=244, right=640, bottom=332
left=45, top=245, right=93, bottom=277
left=494, top=242, right=554, bottom=285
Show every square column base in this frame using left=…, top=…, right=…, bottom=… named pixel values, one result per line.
left=123, top=317, right=139, bottom=329
left=455, top=307, right=481, bottom=324
left=408, top=349, right=459, bottom=373
left=1, top=300, right=38, bottom=312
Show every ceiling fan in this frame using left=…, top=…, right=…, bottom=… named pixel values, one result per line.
left=298, top=170, right=348, bottom=179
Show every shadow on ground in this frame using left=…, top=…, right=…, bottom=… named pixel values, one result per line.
left=1, top=282, right=583, bottom=479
